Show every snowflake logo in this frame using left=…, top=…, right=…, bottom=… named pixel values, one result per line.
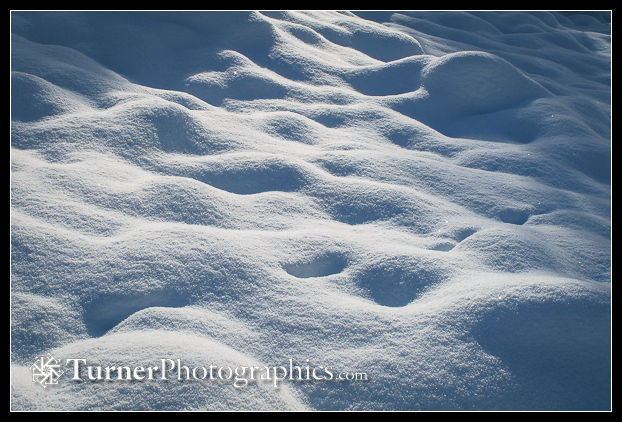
left=30, top=354, right=64, bottom=388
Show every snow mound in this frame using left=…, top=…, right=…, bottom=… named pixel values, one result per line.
left=12, top=331, right=307, bottom=410
left=11, top=11, right=610, bottom=410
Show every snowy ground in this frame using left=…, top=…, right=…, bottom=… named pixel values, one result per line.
left=10, top=11, right=611, bottom=410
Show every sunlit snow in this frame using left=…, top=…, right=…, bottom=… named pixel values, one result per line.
left=10, top=11, right=611, bottom=411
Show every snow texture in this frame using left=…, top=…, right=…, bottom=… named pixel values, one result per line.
left=11, top=11, right=611, bottom=410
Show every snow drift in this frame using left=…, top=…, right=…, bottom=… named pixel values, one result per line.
left=10, top=11, right=611, bottom=410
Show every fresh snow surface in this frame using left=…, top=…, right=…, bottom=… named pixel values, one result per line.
left=10, top=11, right=611, bottom=410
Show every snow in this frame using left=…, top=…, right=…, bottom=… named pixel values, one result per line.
left=10, top=11, right=611, bottom=410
